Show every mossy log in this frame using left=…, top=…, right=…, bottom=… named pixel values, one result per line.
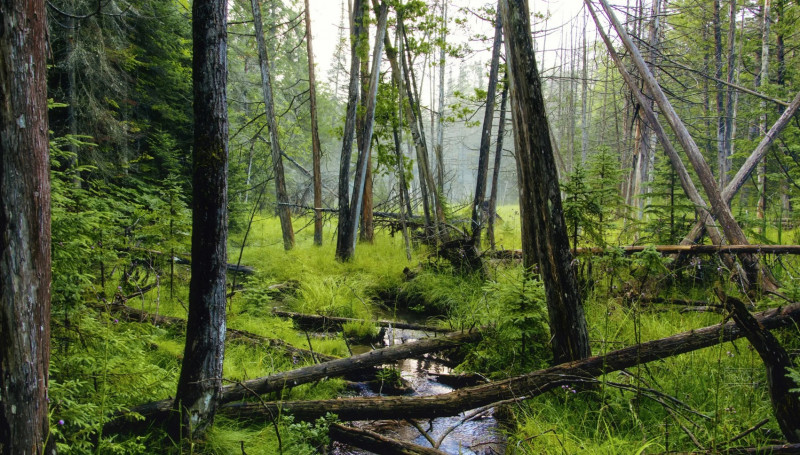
left=221, top=302, right=800, bottom=422
left=490, top=245, right=800, bottom=260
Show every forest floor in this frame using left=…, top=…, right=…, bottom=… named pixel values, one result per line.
left=48, top=208, right=800, bottom=454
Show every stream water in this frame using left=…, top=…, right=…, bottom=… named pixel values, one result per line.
left=332, top=327, right=506, bottom=454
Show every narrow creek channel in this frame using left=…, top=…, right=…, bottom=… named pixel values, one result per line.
left=332, top=327, right=506, bottom=454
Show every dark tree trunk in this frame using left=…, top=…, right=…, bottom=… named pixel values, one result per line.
left=337, top=1, right=389, bottom=261
left=304, top=0, right=323, bottom=246
left=173, top=0, right=229, bottom=440
left=501, top=0, right=590, bottom=364
left=0, top=0, right=52, bottom=452
left=487, top=79, right=509, bottom=251
left=330, top=423, right=449, bottom=455
left=470, top=5, right=503, bottom=248
left=335, top=0, right=366, bottom=261
left=252, top=0, right=294, bottom=250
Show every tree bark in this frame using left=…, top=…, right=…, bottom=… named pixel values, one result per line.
left=716, top=292, right=800, bottom=442
left=222, top=301, right=800, bottom=423
left=335, top=0, right=366, bottom=260
left=252, top=0, right=294, bottom=250
left=494, top=244, right=800, bottom=258
left=501, top=0, right=591, bottom=364
left=330, top=423, right=450, bottom=455
left=304, top=0, right=323, bottom=246
left=487, top=79, right=509, bottom=251
left=337, top=1, right=389, bottom=261
left=721, top=0, right=738, bottom=188
left=173, top=0, right=229, bottom=440
left=756, top=0, right=771, bottom=224
left=0, top=0, right=52, bottom=451
left=470, top=4, right=503, bottom=248
left=599, top=0, right=778, bottom=293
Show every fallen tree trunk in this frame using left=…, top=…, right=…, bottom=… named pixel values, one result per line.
left=490, top=245, right=800, bottom=259
left=665, top=443, right=800, bottom=454
left=717, top=291, right=800, bottom=442
left=121, top=247, right=255, bottom=275
left=330, top=423, right=449, bottom=455
left=272, top=309, right=450, bottom=333
left=104, top=329, right=482, bottom=433
left=221, top=302, right=800, bottom=422
left=107, top=302, right=333, bottom=361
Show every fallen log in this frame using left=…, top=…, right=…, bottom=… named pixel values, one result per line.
left=490, top=245, right=800, bottom=259
left=220, top=302, right=800, bottom=423
left=329, top=423, right=449, bottom=455
left=716, top=291, right=800, bottom=442
left=272, top=309, right=450, bottom=333
left=120, top=247, right=255, bottom=275
left=103, top=329, right=482, bottom=433
left=107, top=302, right=333, bottom=361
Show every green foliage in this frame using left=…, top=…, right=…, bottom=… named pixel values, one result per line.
left=458, top=271, right=550, bottom=376
left=562, top=164, right=603, bottom=247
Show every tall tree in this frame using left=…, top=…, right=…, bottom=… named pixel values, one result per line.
left=470, top=4, right=503, bottom=247
left=0, top=0, right=53, bottom=452
left=304, top=0, right=324, bottom=246
left=501, top=0, right=591, bottom=364
left=173, top=0, right=229, bottom=439
left=487, top=78, right=509, bottom=251
left=338, top=1, right=390, bottom=260
left=252, top=0, right=294, bottom=250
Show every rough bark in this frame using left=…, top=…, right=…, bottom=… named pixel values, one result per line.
left=330, top=423, right=449, bottom=455
left=721, top=0, right=738, bottom=188
left=599, top=0, right=778, bottom=292
left=470, top=5, right=503, bottom=248
left=252, top=0, right=294, bottom=250
left=502, top=0, right=591, bottom=364
left=756, top=0, right=771, bottom=223
left=304, top=0, right=323, bottom=246
left=222, top=302, right=800, bottom=423
left=0, top=0, right=52, bottom=451
left=716, top=291, right=800, bottom=442
left=173, top=0, right=229, bottom=440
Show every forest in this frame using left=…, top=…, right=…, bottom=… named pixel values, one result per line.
left=2, top=0, right=800, bottom=453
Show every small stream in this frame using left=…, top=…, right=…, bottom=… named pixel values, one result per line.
left=333, top=327, right=506, bottom=455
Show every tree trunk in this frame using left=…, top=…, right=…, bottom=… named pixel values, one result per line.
left=360, top=153, right=375, bottom=243
left=502, top=0, right=591, bottom=364
left=721, top=0, right=738, bottom=188
left=330, top=423, right=450, bottom=455
left=716, top=292, right=800, bottom=442
left=304, top=0, right=324, bottom=246
left=470, top=4, right=503, bottom=248
left=435, top=2, right=448, bottom=197
left=335, top=0, right=366, bottom=260
left=222, top=301, right=800, bottom=423
left=271, top=309, right=450, bottom=333
left=337, top=1, right=389, bottom=261
left=173, top=0, right=229, bottom=440
left=252, top=0, right=294, bottom=251
left=0, top=0, right=52, bottom=451
left=104, top=330, right=482, bottom=433
left=756, top=0, right=771, bottom=224
left=487, top=79, right=509, bottom=251
left=679, top=90, right=800, bottom=246
left=599, top=0, right=778, bottom=293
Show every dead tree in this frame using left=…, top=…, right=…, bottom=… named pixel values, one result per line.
left=0, top=0, right=53, bottom=451
left=252, top=0, right=294, bottom=250
left=502, top=0, right=591, bottom=364
left=303, top=0, right=323, bottom=246
left=470, top=3, right=503, bottom=248
left=599, top=0, right=778, bottom=292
